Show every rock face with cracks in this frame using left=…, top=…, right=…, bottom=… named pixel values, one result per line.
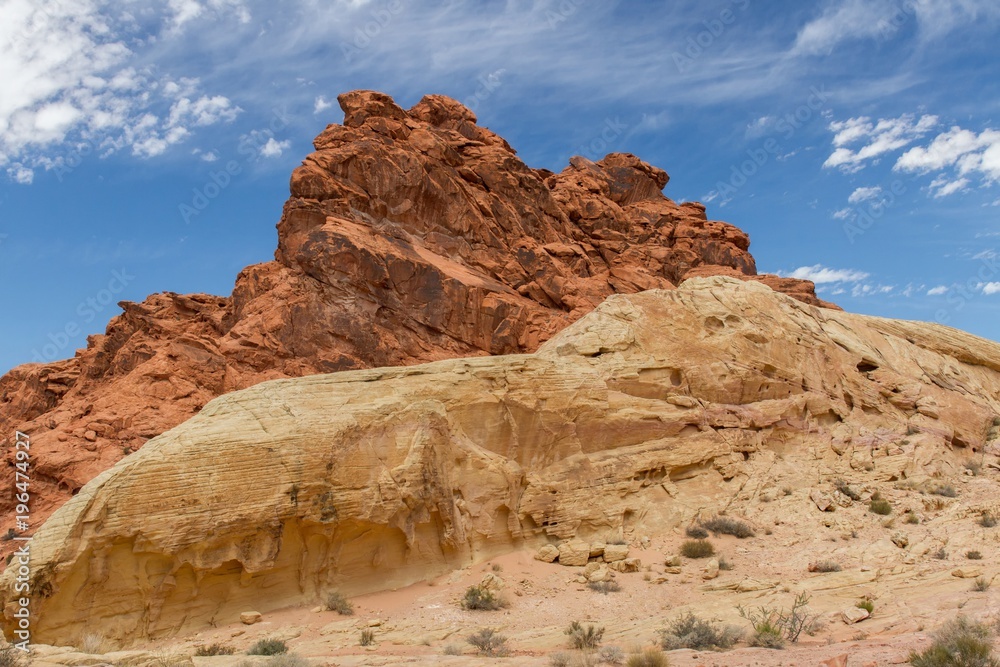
left=3, top=276, right=997, bottom=645
left=0, top=90, right=832, bottom=546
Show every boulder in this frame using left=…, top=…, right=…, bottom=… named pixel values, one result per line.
left=240, top=612, right=262, bottom=625
left=603, top=544, right=630, bottom=562
left=534, top=545, right=560, bottom=563
left=558, top=540, right=592, bottom=567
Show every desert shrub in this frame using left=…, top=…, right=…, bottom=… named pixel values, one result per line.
left=78, top=633, right=110, bottom=654
left=812, top=560, right=842, bottom=572
left=462, top=584, right=506, bottom=611
left=718, top=555, right=734, bottom=571
left=549, top=652, right=572, bottom=667
left=747, top=621, right=785, bottom=649
left=442, top=644, right=463, bottom=656
left=566, top=621, right=605, bottom=650
left=325, top=591, right=353, bottom=615
left=738, top=592, right=818, bottom=644
left=980, top=513, right=997, bottom=528
left=248, top=639, right=288, bottom=656
left=783, top=487, right=793, bottom=496
left=701, top=516, right=755, bottom=538
left=267, top=655, right=310, bottom=667
left=0, top=646, right=25, bottom=667
left=588, top=580, right=622, bottom=594
left=973, top=577, right=991, bottom=592
left=680, top=539, right=715, bottom=559
left=195, top=644, right=235, bottom=656
left=660, top=612, right=741, bottom=650
left=625, top=648, right=668, bottom=667
left=870, top=498, right=893, bottom=515
left=968, top=550, right=983, bottom=560
left=359, top=629, right=375, bottom=646
left=906, top=513, right=921, bottom=524
left=933, top=548, right=948, bottom=560
left=908, top=615, right=998, bottom=667
left=834, top=479, right=862, bottom=501
left=964, top=460, right=983, bottom=476
left=857, top=598, right=875, bottom=614
left=492, top=563, right=503, bottom=572
left=598, top=645, right=625, bottom=665
left=685, top=525, right=709, bottom=539
left=932, top=485, right=958, bottom=498
left=467, top=628, right=509, bottom=657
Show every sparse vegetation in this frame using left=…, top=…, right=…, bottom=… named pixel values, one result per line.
left=359, top=629, right=375, bottom=646
left=738, top=592, right=818, bottom=645
left=588, top=580, right=622, bottom=594
left=467, top=628, right=510, bottom=657
left=599, top=645, right=625, bottom=665
left=680, top=539, right=715, bottom=559
left=870, top=498, right=893, bottom=515
left=973, top=577, right=991, bottom=592
left=932, top=485, right=958, bottom=498
left=1, top=645, right=25, bottom=667
left=195, top=644, right=235, bottom=656
left=906, top=512, right=921, bottom=524
left=461, top=584, right=507, bottom=610
left=625, top=647, right=668, bottom=667
left=325, top=590, right=354, bottom=615
left=980, top=512, right=997, bottom=528
left=701, top=516, right=755, bottom=538
left=79, top=633, right=110, bottom=654
left=812, top=560, right=842, bottom=572
left=747, top=620, right=785, bottom=649
left=685, top=525, right=709, bottom=539
left=443, top=644, right=463, bottom=656
left=834, top=479, right=862, bottom=501
left=783, top=487, right=793, bottom=496
left=908, top=615, right=999, bottom=667
left=718, top=555, right=734, bottom=571
left=491, top=563, right=503, bottom=572
left=660, top=612, right=741, bottom=651
left=857, top=598, right=875, bottom=614
left=247, top=639, right=288, bottom=656
left=566, top=621, right=605, bottom=650
left=549, top=652, right=571, bottom=667
left=968, top=550, right=983, bottom=560
left=933, top=548, right=948, bottom=560
left=266, top=654, right=310, bottom=667
left=964, top=460, right=983, bottom=476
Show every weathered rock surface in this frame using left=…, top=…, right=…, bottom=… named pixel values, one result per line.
left=3, top=276, right=997, bottom=645
left=0, top=91, right=831, bottom=544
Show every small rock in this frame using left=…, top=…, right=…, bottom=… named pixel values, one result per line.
left=702, top=558, right=719, bottom=580
left=609, top=558, right=640, bottom=573
left=821, top=653, right=850, bottom=667
left=664, top=566, right=682, bottom=574
left=810, top=489, right=835, bottom=512
left=480, top=572, right=504, bottom=591
left=558, top=539, right=591, bottom=567
left=640, top=536, right=651, bottom=548
left=534, top=544, right=559, bottom=563
left=841, top=607, right=870, bottom=624
left=240, top=611, right=262, bottom=625
left=84, top=430, right=98, bottom=442
left=586, top=565, right=613, bottom=583
left=367, top=619, right=382, bottom=627
left=310, top=606, right=323, bottom=613
left=951, top=567, right=983, bottom=579
left=891, top=532, right=909, bottom=548
left=588, top=543, right=606, bottom=558
left=603, top=544, right=629, bottom=562
left=664, top=555, right=682, bottom=567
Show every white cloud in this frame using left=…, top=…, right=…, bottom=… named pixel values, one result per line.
left=168, top=95, right=241, bottom=127
left=832, top=207, right=854, bottom=220
left=259, top=138, right=290, bottom=158
left=314, top=96, right=333, bottom=115
left=823, top=114, right=938, bottom=171
left=927, top=285, right=948, bottom=295
left=929, top=176, right=969, bottom=198
left=782, top=264, right=870, bottom=284
left=199, top=150, right=219, bottom=162
left=982, top=282, right=1000, bottom=295
left=7, top=165, right=33, bottom=184
left=895, top=126, right=1000, bottom=191
left=848, top=186, right=883, bottom=204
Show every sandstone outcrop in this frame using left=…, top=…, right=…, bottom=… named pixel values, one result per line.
left=0, top=91, right=831, bottom=546
left=3, top=276, right=995, bottom=645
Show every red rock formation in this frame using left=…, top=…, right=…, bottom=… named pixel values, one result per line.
left=0, top=90, right=832, bottom=547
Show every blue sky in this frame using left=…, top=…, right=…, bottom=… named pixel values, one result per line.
left=1, top=0, right=999, bottom=375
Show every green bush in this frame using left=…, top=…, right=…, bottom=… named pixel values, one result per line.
left=588, top=580, right=622, bottom=594
left=660, top=612, right=741, bottom=650
left=565, top=621, right=604, bottom=649
left=748, top=621, right=785, bottom=649
left=680, top=539, right=715, bottom=558
left=247, top=639, right=288, bottom=656
left=857, top=598, right=875, bottom=614
left=738, top=592, right=818, bottom=645
left=869, top=498, right=893, bottom=515
left=461, top=585, right=507, bottom=611
left=701, top=516, right=755, bottom=538
left=326, top=591, right=353, bottom=615
left=467, top=628, right=509, bottom=657
left=625, top=648, right=668, bottom=667
left=195, top=644, right=235, bottom=656
left=908, top=616, right=998, bottom=667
